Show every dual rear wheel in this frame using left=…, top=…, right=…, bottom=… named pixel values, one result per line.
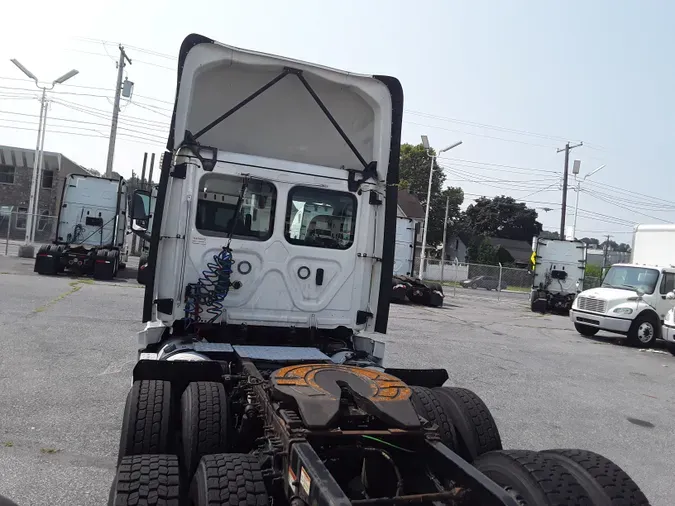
left=110, top=381, right=650, bottom=506
left=111, top=380, right=251, bottom=505
left=410, top=386, right=650, bottom=506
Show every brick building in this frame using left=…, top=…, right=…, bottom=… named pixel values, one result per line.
left=0, top=144, right=91, bottom=241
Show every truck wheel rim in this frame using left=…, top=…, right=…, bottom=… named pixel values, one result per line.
left=637, top=322, right=654, bottom=343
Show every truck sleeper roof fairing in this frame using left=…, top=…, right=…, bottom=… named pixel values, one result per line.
left=143, top=34, right=403, bottom=333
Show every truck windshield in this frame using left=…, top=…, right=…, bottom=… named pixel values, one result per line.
left=601, top=265, right=660, bottom=294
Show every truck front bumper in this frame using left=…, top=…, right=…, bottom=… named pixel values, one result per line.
left=663, top=323, right=675, bottom=344
left=569, top=309, right=632, bottom=334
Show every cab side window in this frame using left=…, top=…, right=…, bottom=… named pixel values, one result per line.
left=196, top=174, right=276, bottom=241
left=661, top=272, right=675, bottom=294
left=285, top=187, right=356, bottom=250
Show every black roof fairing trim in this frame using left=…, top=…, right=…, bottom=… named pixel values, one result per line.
left=372, top=75, right=403, bottom=334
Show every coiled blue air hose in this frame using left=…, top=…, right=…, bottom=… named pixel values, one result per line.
left=184, top=247, right=234, bottom=325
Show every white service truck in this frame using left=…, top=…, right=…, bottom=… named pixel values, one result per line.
left=34, top=173, right=128, bottom=280
left=570, top=224, right=675, bottom=347
left=530, top=237, right=587, bottom=312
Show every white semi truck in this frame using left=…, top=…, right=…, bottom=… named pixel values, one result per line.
left=99, top=34, right=650, bottom=506
left=529, top=237, right=587, bottom=312
left=570, top=224, right=675, bottom=347
left=34, top=173, right=128, bottom=280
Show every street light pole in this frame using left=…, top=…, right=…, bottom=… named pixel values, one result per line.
left=10, top=60, right=79, bottom=245
left=572, top=164, right=606, bottom=240
left=418, top=135, right=462, bottom=280
left=31, top=97, right=50, bottom=243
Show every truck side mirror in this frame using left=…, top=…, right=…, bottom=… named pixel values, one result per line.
left=131, top=190, right=150, bottom=223
left=666, top=291, right=675, bottom=300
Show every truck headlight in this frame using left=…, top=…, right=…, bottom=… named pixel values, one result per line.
left=612, top=307, right=633, bottom=315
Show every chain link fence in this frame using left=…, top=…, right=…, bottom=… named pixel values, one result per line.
left=583, top=276, right=603, bottom=290
left=423, top=260, right=532, bottom=299
left=1, top=207, right=57, bottom=256
left=423, top=259, right=604, bottom=296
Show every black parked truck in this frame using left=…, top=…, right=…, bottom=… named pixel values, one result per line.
left=100, top=34, right=651, bottom=506
left=34, top=173, right=129, bottom=280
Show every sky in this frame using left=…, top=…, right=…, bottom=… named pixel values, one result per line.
left=1, top=0, right=673, bottom=244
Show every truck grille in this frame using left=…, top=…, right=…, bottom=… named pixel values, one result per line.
left=577, top=297, right=607, bottom=314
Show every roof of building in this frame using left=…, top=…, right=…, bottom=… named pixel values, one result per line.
left=0, top=144, right=90, bottom=174
left=486, top=237, right=532, bottom=263
left=397, top=189, right=425, bottom=219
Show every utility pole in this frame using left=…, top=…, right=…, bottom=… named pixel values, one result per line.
left=557, top=141, right=583, bottom=239
left=440, top=195, right=450, bottom=283
left=106, top=45, right=132, bottom=178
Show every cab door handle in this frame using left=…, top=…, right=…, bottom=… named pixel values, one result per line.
left=316, top=268, right=324, bottom=286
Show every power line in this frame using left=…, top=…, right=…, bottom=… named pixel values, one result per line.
left=440, top=164, right=560, bottom=188
left=583, top=179, right=675, bottom=209
left=52, top=99, right=170, bottom=128
left=438, top=156, right=559, bottom=175
left=0, top=123, right=165, bottom=147
left=582, top=189, right=672, bottom=223
left=0, top=110, right=168, bottom=138
left=405, top=120, right=560, bottom=150
left=580, top=185, right=675, bottom=212
left=406, top=110, right=578, bottom=144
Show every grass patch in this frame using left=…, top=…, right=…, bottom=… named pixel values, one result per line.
left=3, top=442, right=13, bottom=447
left=32, top=280, right=87, bottom=313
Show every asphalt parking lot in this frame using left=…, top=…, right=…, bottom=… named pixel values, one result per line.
left=0, top=256, right=673, bottom=505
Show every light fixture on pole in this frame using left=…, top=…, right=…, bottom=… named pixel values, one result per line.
left=572, top=162, right=606, bottom=240
left=418, top=135, right=462, bottom=280
left=10, top=60, right=79, bottom=244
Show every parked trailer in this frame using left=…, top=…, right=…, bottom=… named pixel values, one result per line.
left=529, top=238, right=587, bottom=313
left=34, top=173, right=128, bottom=280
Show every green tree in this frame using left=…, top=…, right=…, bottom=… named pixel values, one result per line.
left=539, top=230, right=560, bottom=239
left=600, top=239, right=619, bottom=251
left=580, top=237, right=600, bottom=247
left=462, top=195, right=542, bottom=242
left=398, top=143, right=463, bottom=246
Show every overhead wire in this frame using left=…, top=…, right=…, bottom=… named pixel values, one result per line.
left=581, top=189, right=672, bottom=223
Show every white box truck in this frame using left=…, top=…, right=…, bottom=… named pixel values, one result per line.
left=34, top=173, right=128, bottom=280
left=530, top=237, right=587, bottom=312
left=570, top=224, right=675, bottom=347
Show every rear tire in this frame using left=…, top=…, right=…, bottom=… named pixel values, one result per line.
left=432, top=386, right=502, bottom=462
left=627, top=313, right=659, bottom=348
left=34, top=245, right=59, bottom=275
left=93, top=249, right=113, bottom=280
left=189, top=454, right=268, bottom=506
left=575, top=323, right=599, bottom=337
left=181, top=382, right=229, bottom=479
left=473, top=450, right=592, bottom=505
left=540, top=449, right=651, bottom=506
left=117, top=380, right=173, bottom=464
left=409, top=386, right=458, bottom=452
left=108, top=454, right=180, bottom=506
